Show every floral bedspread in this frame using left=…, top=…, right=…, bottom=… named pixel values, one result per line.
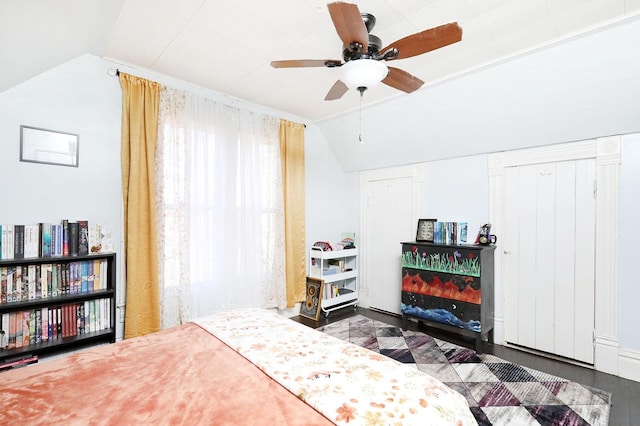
left=194, top=309, right=477, bottom=426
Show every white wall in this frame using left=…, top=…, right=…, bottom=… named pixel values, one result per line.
left=0, top=54, right=125, bottom=338
left=619, top=135, right=640, bottom=350
left=304, top=124, right=359, bottom=255
left=421, top=154, right=489, bottom=242
left=0, top=55, right=122, bottom=226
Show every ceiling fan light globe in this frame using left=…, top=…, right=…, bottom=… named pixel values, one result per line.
left=341, top=59, right=388, bottom=90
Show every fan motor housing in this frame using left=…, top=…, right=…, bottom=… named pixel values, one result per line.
left=342, top=13, right=383, bottom=62
left=343, top=34, right=383, bottom=62
left=361, top=13, right=376, bottom=33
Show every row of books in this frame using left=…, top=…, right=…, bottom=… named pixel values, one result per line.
left=0, top=298, right=112, bottom=350
left=0, top=220, right=91, bottom=260
left=323, top=284, right=354, bottom=299
left=433, top=221, right=468, bottom=245
left=0, top=259, right=109, bottom=304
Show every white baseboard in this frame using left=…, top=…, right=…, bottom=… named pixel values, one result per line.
left=619, top=347, right=640, bottom=382
left=595, top=334, right=619, bottom=375
left=493, top=315, right=504, bottom=344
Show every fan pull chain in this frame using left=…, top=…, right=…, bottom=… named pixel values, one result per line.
left=358, top=86, right=366, bottom=144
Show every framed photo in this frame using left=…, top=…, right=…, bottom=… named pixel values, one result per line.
left=20, top=125, right=79, bottom=167
left=416, top=218, right=437, bottom=242
left=299, top=277, right=324, bottom=321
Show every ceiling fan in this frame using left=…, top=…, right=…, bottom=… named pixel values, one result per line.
left=270, top=1, right=463, bottom=101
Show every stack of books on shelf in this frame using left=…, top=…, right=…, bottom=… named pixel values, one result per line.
left=433, top=221, right=468, bottom=245
left=1, top=258, right=110, bottom=304
left=323, top=284, right=353, bottom=299
left=0, top=298, right=112, bottom=350
left=0, top=220, right=100, bottom=260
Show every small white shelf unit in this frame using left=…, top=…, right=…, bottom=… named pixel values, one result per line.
left=309, top=247, right=358, bottom=317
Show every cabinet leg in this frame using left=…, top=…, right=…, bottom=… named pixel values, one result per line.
left=402, top=314, right=408, bottom=331
left=475, top=335, right=483, bottom=354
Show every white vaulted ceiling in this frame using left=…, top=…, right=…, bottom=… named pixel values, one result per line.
left=2, top=0, right=640, bottom=122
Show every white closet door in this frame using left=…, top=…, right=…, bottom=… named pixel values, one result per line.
left=363, top=175, right=415, bottom=315
left=503, top=158, right=596, bottom=364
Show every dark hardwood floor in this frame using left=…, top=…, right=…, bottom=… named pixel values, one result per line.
left=293, top=307, right=640, bottom=426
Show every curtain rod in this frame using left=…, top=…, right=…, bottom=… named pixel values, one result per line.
left=107, top=68, right=306, bottom=128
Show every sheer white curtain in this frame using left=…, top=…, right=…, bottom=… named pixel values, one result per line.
left=157, top=87, right=286, bottom=328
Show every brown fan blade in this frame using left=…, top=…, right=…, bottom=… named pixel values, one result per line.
left=327, top=2, right=368, bottom=52
left=381, top=22, right=462, bottom=60
left=325, top=80, right=349, bottom=101
left=382, top=67, right=424, bottom=93
left=270, top=59, right=341, bottom=68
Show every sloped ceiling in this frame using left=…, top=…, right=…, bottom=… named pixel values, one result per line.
left=317, top=13, right=640, bottom=171
left=2, top=0, right=640, bottom=123
left=0, top=1, right=125, bottom=94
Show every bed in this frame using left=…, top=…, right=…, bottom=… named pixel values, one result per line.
left=0, top=309, right=477, bottom=425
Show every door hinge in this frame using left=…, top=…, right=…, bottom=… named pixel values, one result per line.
left=593, top=180, right=597, bottom=199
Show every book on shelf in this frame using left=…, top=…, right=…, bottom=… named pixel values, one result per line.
left=457, top=222, right=468, bottom=244
left=1, top=268, right=6, bottom=304
left=62, top=305, right=68, bottom=338
left=27, top=264, right=36, bottom=300
left=52, top=307, right=58, bottom=340
left=24, top=224, right=39, bottom=258
left=41, top=307, right=48, bottom=342
left=89, top=300, right=96, bottom=333
left=14, top=225, right=25, bottom=259
left=29, top=310, right=36, bottom=345
left=47, top=307, right=53, bottom=340
left=39, top=223, right=52, bottom=257
left=16, top=311, right=24, bottom=348
left=78, top=220, right=89, bottom=256
left=35, top=309, right=42, bottom=344
left=17, top=271, right=23, bottom=302
left=51, top=264, right=59, bottom=297
left=68, top=222, right=79, bottom=257
left=62, top=220, right=69, bottom=257
left=1, top=225, right=14, bottom=260
left=8, top=312, right=17, bottom=349
left=0, top=313, right=8, bottom=349
left=81, top=261, right=89, bottom=293
left=328, top=259, right=345, bottom=272
left=78, top=303, right=85, bottom=335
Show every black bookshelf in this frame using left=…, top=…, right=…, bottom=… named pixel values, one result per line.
left=0, top=252, right=116, bottom=362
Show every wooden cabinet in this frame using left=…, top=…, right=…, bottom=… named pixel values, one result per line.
left=401, top=242, right=494, bottom=352
left=0, top=253, right=116, bottom=365
left=309, top=247, right=358, bottom=317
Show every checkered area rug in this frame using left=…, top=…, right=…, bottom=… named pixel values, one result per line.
left=317, top=315, right=611, bottom=426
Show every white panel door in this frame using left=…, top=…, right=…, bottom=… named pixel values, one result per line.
left=364, top=176, right=414, bottom=315
left=503, top=159, right=596, bottom=364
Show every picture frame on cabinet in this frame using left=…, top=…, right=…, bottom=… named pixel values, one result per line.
left=416, top=218, right=437, bottom=242
left=299, top=277, right=324, bottom=321
left=20, top=125, right=79, bottom=167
